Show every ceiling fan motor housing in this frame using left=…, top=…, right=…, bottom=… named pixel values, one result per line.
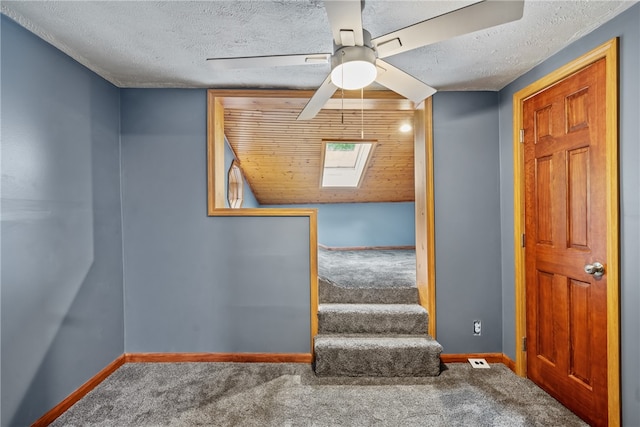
left=330, top=30, right=377, bottom=90
left=331, top=45, right=376, bottom=70
left=330, top=46, right=377, bottom=90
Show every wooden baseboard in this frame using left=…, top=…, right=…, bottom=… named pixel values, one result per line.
left=124, top=352, right=313, bottom=364
left=34, top=351, right=518, bottom=425
left=441, top=353, right=517, bottom=373
left=32, top=352, right=311, bottom=426
left=31, top=354, right=126, bottom=427
left=318, top=244, right=416, bottom=251
left=501, top=354, right=516, bottom=372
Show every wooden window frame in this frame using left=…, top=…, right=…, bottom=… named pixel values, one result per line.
left=320, top=139, right=377, bottom=189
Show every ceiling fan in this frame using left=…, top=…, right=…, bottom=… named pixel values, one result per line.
left=206, top=0, right=524, bottom=120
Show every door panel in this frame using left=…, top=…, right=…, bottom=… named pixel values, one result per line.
left=535, top=157, right=553, bottom=244
left=524, top=58, right=608, bottom=426
left=535, top=270, right=556, bottom=364
left=567, top=147, right=589, bottom=249
left=568, top=278, right=591, bottom=386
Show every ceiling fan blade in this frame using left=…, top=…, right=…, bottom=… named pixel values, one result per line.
left=372, top=0, right=524, bottom=58
left=375, top=59, right=436, bottom=105
left=206, top=53, right=330, bottom=70
left=297, top=74, right=338, bottom=120
left=324, top=0, right=364, bottom=46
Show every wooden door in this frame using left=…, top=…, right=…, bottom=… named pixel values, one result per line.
left=523, top=58, right=608, bottom=426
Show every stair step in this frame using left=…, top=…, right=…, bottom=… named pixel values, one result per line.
left=319, top=277, right=418, bottom=304
left=314, top=334, right=442, bottom=377
left=318, top=304, right=428, bottom=335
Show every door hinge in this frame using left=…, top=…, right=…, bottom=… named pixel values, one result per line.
left=519, top=129, right=525, bottom=143
left=521, top=233, right=526, bottom=247
left=522, top=337, right=527, bottom=352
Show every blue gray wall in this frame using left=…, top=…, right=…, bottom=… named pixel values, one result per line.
left=432, top=91, right=502, bottom=353
left=120, top=89, right=310, bottom=354
left=498, top=4, right=640, bottom=425
left=1, top=15, right=124, bottom=427
left=263, top=202, right=415, bottom=248
left=2, top=4, right=639, bottom=425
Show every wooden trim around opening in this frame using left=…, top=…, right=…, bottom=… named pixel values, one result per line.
left=309, top=211, right=319, bottom=348
left=207, top=89, right=436, bottom=353
left=31, top=354, right=126, bottom=427
left=414, top=98, right=437, bottom=338
left=207, top=90, right=322, bottom=355
left=512, top=38, right=619, bottom=426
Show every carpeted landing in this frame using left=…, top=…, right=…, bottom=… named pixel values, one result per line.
left=52, top=362, right=587, bottom=426
left=318, top=248, right=416, bottom=289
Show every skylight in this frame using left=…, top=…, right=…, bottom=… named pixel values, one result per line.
left=321, top=141, right=374, bottom=188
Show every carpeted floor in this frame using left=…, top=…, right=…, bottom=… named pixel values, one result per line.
left=51, top=362, right=587, bottom=426
left=318, top=248, right=416, bottom=288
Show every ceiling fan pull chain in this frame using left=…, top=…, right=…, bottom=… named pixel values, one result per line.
left=341, top=86, right=344, bottom=124
left=361, top=87, right=364, bottom=139
left=341, top=52, right=345, bottom=125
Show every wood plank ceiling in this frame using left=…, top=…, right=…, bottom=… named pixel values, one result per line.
left=223, top=92, right=416, bottom=205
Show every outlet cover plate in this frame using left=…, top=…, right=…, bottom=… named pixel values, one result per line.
left=468, top=358, right=490, bottom=369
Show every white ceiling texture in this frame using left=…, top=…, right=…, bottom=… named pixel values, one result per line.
left=1, top=1, right=637, bottom=91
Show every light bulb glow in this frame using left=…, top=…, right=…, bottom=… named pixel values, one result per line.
left=331, top=60, right=377, bottom=90
left=399, top=123, right=412, bottom=133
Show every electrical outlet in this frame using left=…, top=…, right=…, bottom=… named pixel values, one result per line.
left=473, top=320, right=481, bottom=336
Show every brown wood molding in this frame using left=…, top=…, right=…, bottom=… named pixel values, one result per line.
left=440, top=353, right=505, bottom=364
left=512, top=38, right=620, bottom=427
left=31, top=354, right=126, bottom=427
left=32, top=352, right=313, bottom=425
left=33, top=351, right=521, bottom=425
left=208, top=89, right=417, bottom=207
left=440, top=353, right=516, bottom=373
left=125, top=352, right=313, bottom=363
left=502, top=354, right=516, bottom=372
left=414, top=98, right=436, bottom=338
left=318, top=244, right=415, bottom=251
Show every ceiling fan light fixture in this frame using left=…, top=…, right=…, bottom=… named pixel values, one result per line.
left=330, top=46, right=377, bottom=90
left=331, top=61, right=377, bottom=90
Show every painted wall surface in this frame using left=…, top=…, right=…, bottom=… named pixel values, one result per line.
left=263, top=202, right=415, bottom=248
left=498, top=4, right=640, bottom=424
left=432, top=91, right=502, bottom=354
left=224, top=138, right=259, bottom=208
left=120, top=89, right=310, bottom=354
left=1, top=16, right=124, bottom=427
left=2, top=4, right=637, bottom=425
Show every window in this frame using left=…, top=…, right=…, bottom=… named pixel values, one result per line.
left=321, top=141, right=374, bottom=188
left=227, top=160, right=244, bottom=208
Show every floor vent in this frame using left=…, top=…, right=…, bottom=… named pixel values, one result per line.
left=468, top=358, right=490, bottom=369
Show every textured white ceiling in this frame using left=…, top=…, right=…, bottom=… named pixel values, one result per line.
left=2, top=1, right=636, bottom=90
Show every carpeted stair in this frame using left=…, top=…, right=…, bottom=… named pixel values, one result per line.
left=318, top=276, right=419, bottom=304
left=318, top=303, right=428, bottom=335
left=315, top=275, right=442, bottom=377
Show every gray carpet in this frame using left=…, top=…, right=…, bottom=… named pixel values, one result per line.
left=314, top=335, right=442, bottom=377
left=318, top=248, right=416, bottom=288
left=51, top=362, right=587, bottom=426
left=317, top=304, right=428, bottom=334
left=319, top=276, right=419, bottom=304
